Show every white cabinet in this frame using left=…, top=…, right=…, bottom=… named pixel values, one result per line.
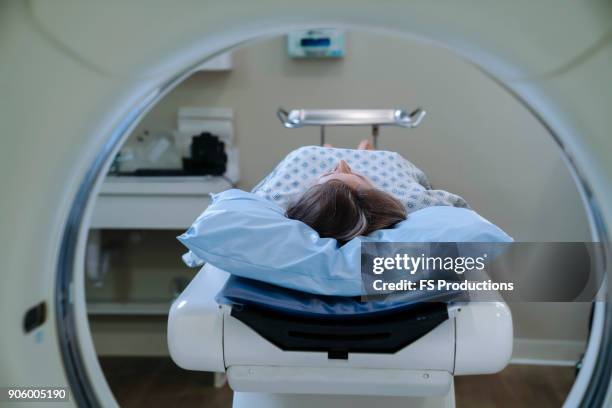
left=88, top=175, right=232, bottom=356
left=91, top=176, right=233, bottom=229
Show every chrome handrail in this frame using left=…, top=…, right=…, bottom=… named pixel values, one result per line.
left=277, top=108, right=426, bottom=128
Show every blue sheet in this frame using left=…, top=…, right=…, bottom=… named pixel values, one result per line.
left=216, top=275, right=466, bottom=318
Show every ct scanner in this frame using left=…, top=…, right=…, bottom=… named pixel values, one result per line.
left=1, top=1, right=611, bottom=407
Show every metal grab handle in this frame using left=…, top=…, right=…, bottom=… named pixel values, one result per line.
left=399, top=108, right=427, bottom=128
left=277, top=108, right=297, bottom=128
left=277, top=108, right=427, bottom=128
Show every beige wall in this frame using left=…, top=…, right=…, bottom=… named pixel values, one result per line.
left=109, top=31, right=593, bottom=345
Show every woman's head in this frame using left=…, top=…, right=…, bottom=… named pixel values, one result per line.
left=286, top=160, right=407, bottom=244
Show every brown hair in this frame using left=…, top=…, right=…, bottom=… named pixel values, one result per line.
left=286, top=180, right=407, bottom=244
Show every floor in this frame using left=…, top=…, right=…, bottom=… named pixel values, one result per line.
left=454, top=364, right=576, bottom=408
left=100, top=357, right=575, bottom=408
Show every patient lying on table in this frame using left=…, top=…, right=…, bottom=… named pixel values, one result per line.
left=252, top=140, right=468, bottom=244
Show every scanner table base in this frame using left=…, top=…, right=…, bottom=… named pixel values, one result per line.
left=167, top=265, right=512, bottom=407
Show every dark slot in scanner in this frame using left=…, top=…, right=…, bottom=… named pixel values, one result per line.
left=231, top=302, right=448, bottom=360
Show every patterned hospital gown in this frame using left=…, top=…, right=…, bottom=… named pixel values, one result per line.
left=252, top=146, right=469, bottom=212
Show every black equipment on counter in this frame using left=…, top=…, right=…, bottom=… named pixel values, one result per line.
left=182, top=132, right=227, bottom=176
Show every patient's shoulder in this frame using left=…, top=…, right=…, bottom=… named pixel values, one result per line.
left=291, top=145, right=321, bottom=153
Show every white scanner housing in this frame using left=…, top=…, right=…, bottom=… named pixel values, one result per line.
left=168, top=266, right=512, bottom=398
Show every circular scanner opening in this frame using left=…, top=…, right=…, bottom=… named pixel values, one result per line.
left=58, top=28, right=611, bottom=407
